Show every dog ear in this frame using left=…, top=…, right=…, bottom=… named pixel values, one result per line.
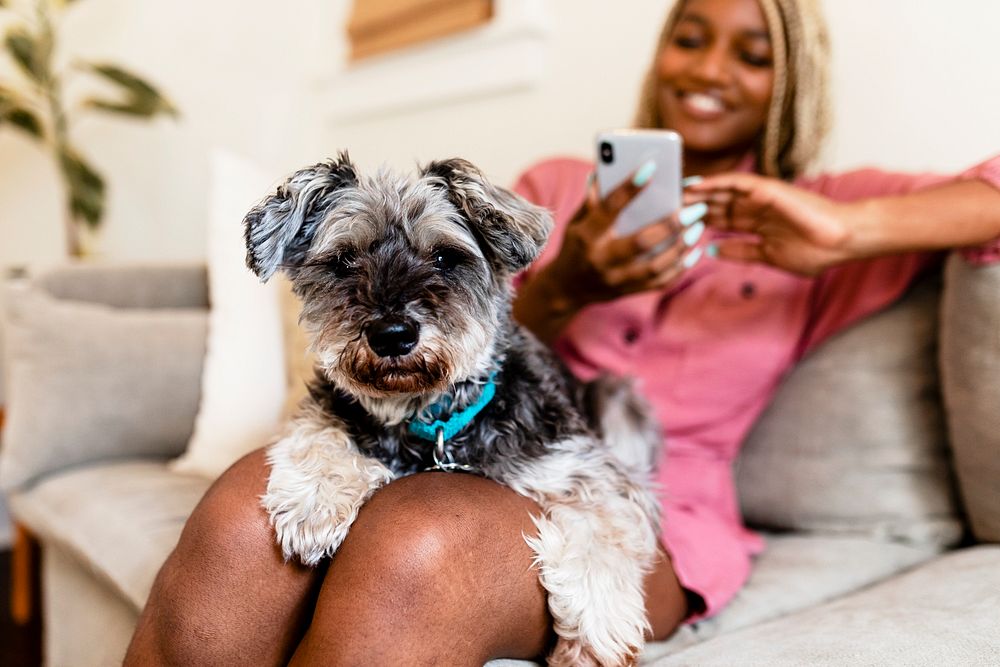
left=244, top=153, right=358, bottom=281
left=422, top=159, right=552, bottom=274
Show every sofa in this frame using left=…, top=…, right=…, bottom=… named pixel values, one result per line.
left=1, top=258, right=998, bottom=666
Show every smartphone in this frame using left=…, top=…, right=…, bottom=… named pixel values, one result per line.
left=595, top=129, right=683, bottom=236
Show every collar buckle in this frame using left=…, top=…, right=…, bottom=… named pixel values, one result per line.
left=426, top=426, right=481, bottom=475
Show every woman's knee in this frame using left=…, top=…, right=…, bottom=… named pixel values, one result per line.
left=179, top=449, right=278, bottom=559
left=128, top=449, right=321, bottom=666
left=294, top=473, right=552, bottom=664
left=347, top=472, right=542, bottom=586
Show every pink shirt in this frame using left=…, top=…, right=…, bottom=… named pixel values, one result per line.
left=513, top=154, right=1000, bottom=620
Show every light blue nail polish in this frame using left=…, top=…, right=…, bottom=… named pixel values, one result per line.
left=586, top=172, right=596, bottom=187
left=683, top=221, right=705, bottom=247
left=683, top=247, right=704, bottom=269
left=632, top=160, right=657, bottom=187
left=706, top=243, right=719, bottom=258
left=679, top=202, right=708, bottom=226
left=682, top=175, right=703, bottom=188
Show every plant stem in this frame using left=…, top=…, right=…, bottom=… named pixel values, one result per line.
left=34, top=0, right=78, bottom=256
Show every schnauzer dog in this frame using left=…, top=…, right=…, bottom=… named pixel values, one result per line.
left=243, top=154, right=662, bottom=666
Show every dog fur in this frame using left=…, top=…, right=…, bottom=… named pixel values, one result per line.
left=244, top=153, right=663, bottom=666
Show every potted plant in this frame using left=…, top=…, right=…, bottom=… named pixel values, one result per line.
left=0, top=0, right=177, bottom=257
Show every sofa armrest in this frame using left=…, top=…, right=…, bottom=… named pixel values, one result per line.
left=939, top=254, right=1000, bottom=542
left=0, top=264, right=209, bottom=492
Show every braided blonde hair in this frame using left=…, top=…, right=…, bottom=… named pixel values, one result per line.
left=634, top=0, right=831, bottom=180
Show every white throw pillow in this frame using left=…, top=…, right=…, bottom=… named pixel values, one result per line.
left=170, top=151, right=287, bottom=478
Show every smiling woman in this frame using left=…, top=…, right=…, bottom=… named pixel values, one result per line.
left=636, top=0, right=830, bottom=180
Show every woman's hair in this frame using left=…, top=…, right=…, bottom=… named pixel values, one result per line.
left=634, top=0, right=831, bottom=180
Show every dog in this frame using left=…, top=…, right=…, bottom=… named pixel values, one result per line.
left=243, top=153, right=663, bottom=666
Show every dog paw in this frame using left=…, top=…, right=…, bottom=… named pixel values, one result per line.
left=263, top=488, right=356, bottom=566
left=262, top=432, right=394, bottom=567
left=527, top=499, right=654, bottom=667
left=548, top=637, right=639, bottom=667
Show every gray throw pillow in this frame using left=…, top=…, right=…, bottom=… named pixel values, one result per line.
left=736, top=274, right=963, bottom=547
left=939, top=254, right=1000, bottom=542
left=1, top=281, right=208, bottom=491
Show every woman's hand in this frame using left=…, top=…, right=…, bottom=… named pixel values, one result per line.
left=542, top=168, right=707, bottom=309
left=513, top=164, right=708, bottom=345
left=686, top=173, right=859, bottom=276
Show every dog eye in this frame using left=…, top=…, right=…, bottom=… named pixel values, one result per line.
left=432, top=247, right=467, bottom=272
left=329, top=249, right=358, bottom=276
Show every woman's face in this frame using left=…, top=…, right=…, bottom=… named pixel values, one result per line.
left=656, top=0, right=776, bottom=157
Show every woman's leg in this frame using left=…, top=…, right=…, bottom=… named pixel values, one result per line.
left=126, top=451, right=690, bottom=666
left=125, top=449, right=322, bottom=666
left=289, top=472, right=690, bottom=666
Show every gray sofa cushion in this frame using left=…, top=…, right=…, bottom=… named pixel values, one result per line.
left=736, top=275, right=963, bottom=546
left=653, top=545, right=1000, bottom=666
left=492, top=535, right=940, bottom=666
left=940, top=255, right=1000, bottom=542
left=642, top=534, right=939, bottom=661
left=0, top=282, right=208, bottom=490
left=9, top=461, right=212, bottom=610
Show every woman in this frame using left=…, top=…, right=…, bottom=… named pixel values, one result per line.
left=127, top=0, right=1000, bottom=664
left=512, top=0, right=1000, bottom=636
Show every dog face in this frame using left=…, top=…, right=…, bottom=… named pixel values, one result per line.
left=244, top=154, right=551, bottom=400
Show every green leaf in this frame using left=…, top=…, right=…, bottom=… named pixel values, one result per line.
left=5, top=27, right=47, bottom=83
left=4, top=106, right=44, bottom=138
left=83, top=63, right=178, bottom=119
left=83, top=97, right=163, bottom=118
left=0, top=84, right=44, bottom=139
left=58, top=148, right=105, bottom=228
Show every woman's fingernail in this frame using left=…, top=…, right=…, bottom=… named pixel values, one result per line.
left=683, top=221, right=705, bottom=247
left=632, top=159, right=657, bottom=187
left=586, top=172, right=596, bottom=187
left=679, top=202, right=708, bottom=226
left=706, top=243, right=719, bottom=258
left=683, top=247, right=704, bottom=269
left=682, top=175, right=703, bottom=188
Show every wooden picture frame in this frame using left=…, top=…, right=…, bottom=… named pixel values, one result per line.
left=347, top=0, right=494, bottom=61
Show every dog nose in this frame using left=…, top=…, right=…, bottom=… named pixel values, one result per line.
left=366, top=318, right=420, bottom=358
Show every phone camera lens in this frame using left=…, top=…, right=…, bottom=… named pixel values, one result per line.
left=599, top=141, right=614, bottom=164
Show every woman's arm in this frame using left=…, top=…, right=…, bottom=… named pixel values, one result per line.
left=687, top=166, right=1000, bottom=275
left=848, top=179, right=1000, bottom=259
left=512, top=260, right=587, bottom=347
left=688, top=159, right=1000, bottom=357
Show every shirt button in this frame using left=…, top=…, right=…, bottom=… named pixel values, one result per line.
left=623, top=327, right=641, bottom=344
left=741, top=282, right=756, bottom=299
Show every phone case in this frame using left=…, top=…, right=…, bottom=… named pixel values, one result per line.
left=596, top=129, right=683, bottom=236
